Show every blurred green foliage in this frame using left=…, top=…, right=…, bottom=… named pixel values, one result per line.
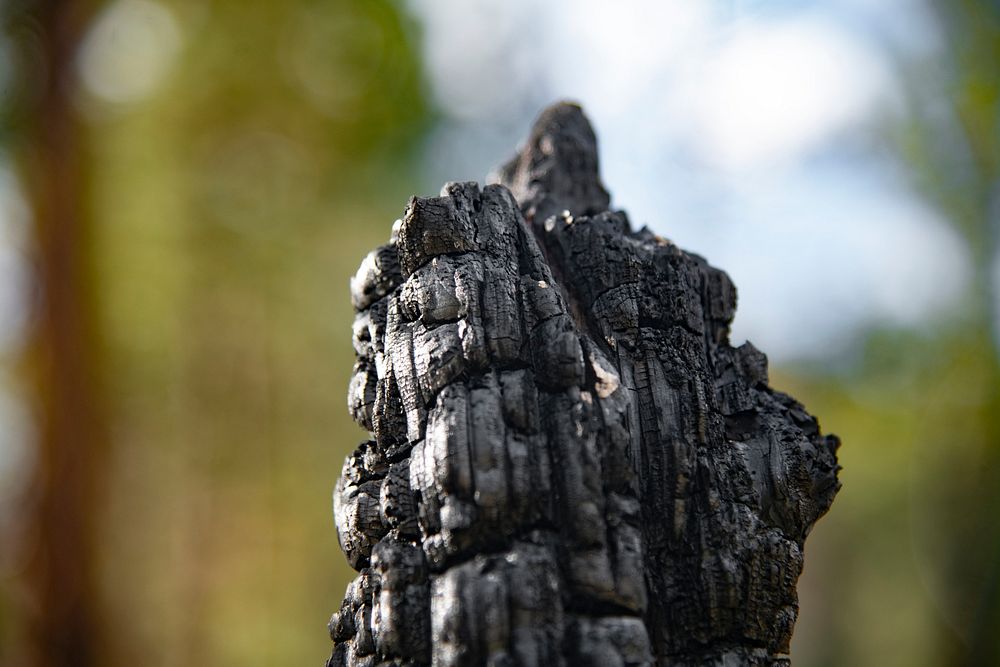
left=792, top=2, right=1000, bottom=664
left=85, top=1, right=431, bottom=663
left=2, top=0, right=432, bottom=664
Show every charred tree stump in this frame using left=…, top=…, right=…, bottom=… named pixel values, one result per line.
left=328, top=103, right=840, bottom=667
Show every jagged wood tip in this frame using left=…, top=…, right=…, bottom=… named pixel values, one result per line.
left=493, top=101, right=611, bottom=226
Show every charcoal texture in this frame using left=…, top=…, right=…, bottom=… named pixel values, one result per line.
left=329, top=103, right=840, bottom=667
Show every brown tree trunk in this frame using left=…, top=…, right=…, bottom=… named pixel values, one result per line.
left=11, top=1, right=107, bottom=665
left=328, top=103, right=840, bottom=666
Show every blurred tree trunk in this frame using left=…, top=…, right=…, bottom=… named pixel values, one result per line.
left=8, top=1, right=107, bottom=665
left=326, top=104, right=841, bottom=666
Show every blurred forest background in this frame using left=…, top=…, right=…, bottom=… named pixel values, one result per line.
left=0, top=0, right=997, bottom=665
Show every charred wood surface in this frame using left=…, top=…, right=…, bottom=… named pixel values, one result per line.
left=327, top=103, right=841, bottom=667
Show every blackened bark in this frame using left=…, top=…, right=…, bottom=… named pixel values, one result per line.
left=328, top=103, right=840, bottom=667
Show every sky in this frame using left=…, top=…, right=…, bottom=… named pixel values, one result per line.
left=407, top=0, right=970, bottom=362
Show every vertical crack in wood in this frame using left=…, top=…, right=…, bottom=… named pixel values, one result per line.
left=330, top=102, right=841, bottom=667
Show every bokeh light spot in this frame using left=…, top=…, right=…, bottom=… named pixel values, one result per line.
left=76, top=0, right=182, bottom=104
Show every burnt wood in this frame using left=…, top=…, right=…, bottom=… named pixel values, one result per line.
left=328, top=103, right=840, bottom=667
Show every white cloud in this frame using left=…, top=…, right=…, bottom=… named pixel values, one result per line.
left=716, top=169, right=970, bottom=360
left=407, top=0, right=543, bottom=121
left=678, top=18, right=895, bottom=170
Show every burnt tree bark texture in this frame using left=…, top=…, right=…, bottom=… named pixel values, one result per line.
left=328, top=103, right=840, bottom=667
